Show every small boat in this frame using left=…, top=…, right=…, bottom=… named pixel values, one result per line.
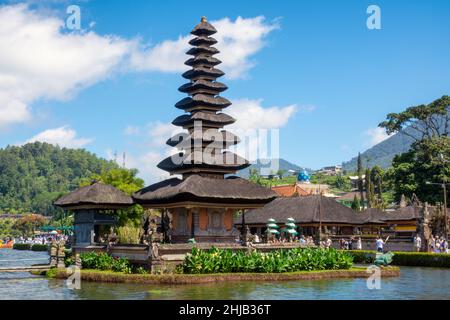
left=0, top=241, right=14, bottom=249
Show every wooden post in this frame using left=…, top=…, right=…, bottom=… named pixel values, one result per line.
left=241, top=210, right=246, bottom=240
left=189, top=208, right=194, bottom=239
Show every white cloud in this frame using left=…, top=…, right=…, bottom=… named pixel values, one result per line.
left=227, top=98, right=297, bottom=130
left=365, top=127, right=392, bottom=147
left=129, top=16, right=279, bottom=79
left=0, top=5, right=279, bottom=129
left=122, top=98, right=297, bottom=181
left=124, top=125, right=141, bottom=136
left=0, top=4, right=133, bottom=128
left=25, top=126, right=92, bottom=148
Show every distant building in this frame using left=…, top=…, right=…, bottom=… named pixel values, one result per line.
left=336, top=191, right=367, bottom=207
left=348, top=175, right=365, bottom=190
left=318, top=165, right=342, bottom=176
left=271, top=183, right=333, bottom=197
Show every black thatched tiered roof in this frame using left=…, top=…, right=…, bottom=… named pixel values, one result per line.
left=134, top=18, right=277, bottom=207
left=157, top=17, right=249, bottom=177
left=54, top=181, right=133, bottom=210
left=134, top=175, right=276, bottom=207
left=236, top=195, right=385, bottom=225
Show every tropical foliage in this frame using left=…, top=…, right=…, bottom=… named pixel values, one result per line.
left=79, top=252, right=132, bottom=273
left=116, top=224, right=142, bottom=244
left=81, top=168, right=146, bottom=227
left=0, top=142, right=118, bottom=215
left=13, top=214, right=47, bottom=237
left=181, top=247, right=353, bottom=274
left=347, top=250, right=450, bottom=268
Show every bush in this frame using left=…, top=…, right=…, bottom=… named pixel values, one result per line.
left=391, top=252, right=450, bottom=267
left=346, top=250, right=377, bottom=264
left=181, top=247, right=354, bottom=274
left=346, top=250, right=450, bottom=268
left=31, top=244, right=49, bottom=252
left=79, top=252, right=132, bottom=273
left=13, top=243, right=31, bottom=250
left=117, top=225, right=141, bottom=244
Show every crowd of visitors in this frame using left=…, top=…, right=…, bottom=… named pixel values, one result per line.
left=14, top=234, right=69, bottom=245
left=428, top=235, right=449, bottom=253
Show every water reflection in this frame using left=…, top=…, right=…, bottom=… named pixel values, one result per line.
left=1, top=250, right=450, bottom=300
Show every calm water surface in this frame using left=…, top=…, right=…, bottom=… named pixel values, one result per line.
left=1, top=249, right=449, bottom=300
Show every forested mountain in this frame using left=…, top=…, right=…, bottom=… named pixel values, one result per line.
left=342, top=128, right=418, bottom=172
left=237, top=158, right=311, bottom=178
left=0, top=142, right=118, bottom=215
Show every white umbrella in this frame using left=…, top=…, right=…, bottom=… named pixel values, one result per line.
left=285, top=222, right=297, bottom=228
left=49, top=230, right=58, bottom=235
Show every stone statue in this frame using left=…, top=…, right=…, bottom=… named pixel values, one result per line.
left=374, top=252, right=394, bottom=267
left=56, top=239, right=66, bottom=268
left=50, top=239, right=58, bottom=267
left=399, top=194, right=407, bottom=208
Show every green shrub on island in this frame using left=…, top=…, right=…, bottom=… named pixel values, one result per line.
left=347, top=250, right=450, bottom=268
left=79, top=252, right=133, bottom=274
left=181, top=247, right=353, bottom=274
left=13, top=243, right=49, bottom=251
left=31, top=244, right=49, bottom=252
left=13, top=243, right=31, bottom=250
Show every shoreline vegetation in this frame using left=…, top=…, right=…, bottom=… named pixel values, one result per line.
left=348, top=250, right=450, bottom=268
left=48, top=267, right=400, bottom=285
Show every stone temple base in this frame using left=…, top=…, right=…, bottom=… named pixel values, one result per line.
left=171, top=235, right=238, bottom=243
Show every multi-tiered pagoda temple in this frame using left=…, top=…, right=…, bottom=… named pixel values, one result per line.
left=133, top=17, right=277, bottom=243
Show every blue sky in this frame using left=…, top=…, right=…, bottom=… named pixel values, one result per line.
left=0, top=0, right=449, bottom=183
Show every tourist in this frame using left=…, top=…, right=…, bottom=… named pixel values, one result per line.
left=326, top=237, right=332, bottom=249
left=376, top=237, right=384, bottom=253
left=429, top=235, right=435, bottom=253
left=253, top=234, right=260, bottom=243
left=356, top=237, right=362, bottom=250
left=443, top=239, right=449, bottom=254
left=414, top=234, right=422, bottom=252
left=348, top=237, right=354, bottom=250
left=339, top=238, right=345, bottom=250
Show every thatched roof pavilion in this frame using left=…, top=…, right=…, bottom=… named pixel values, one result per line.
left=55, top=181, right=133, bottom=247
left=55, top=181, right=133, bottom=210
left=134, top=175, right=276, bottom=207
left=133, top=17, right=277, bottom=243
left=236, top=195, right=371, bottom=226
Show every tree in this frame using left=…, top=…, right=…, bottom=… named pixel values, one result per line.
left=14, top=214, right=46, bottom=237
left=351, top=195, right=361, bottom=212
left=276, top=169, right=286, bottom=179
left=389, top=136, right=450, bottom=203
left=365, top=168, right=374, bottom=208
left=81, top=168, right=146, bottom=227
left=380, top=96, right=450, bottom=205
left=0, top=142, right=119, bottom=216
left=379, top=95, right=450, bottom=141
left=357, top=153, right=365, bottom=208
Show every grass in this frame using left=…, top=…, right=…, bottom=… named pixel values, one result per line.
left=48, top=266, right=400, bottom=285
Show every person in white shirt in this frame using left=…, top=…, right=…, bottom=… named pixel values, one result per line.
left=376, top=237, right=384, bottom=253
left=414, top=234, right=422, bottom=252
left=356, top=237, right=362, bottom=250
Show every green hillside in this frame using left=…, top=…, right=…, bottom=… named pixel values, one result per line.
left=0, top=142, right=119, bottom=215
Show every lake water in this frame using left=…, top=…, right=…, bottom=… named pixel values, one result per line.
left=1, top=249, right=449, bottom=300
